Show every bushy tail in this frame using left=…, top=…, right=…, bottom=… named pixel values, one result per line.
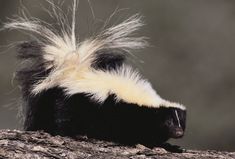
left=4, top=1, right=147, bottom=95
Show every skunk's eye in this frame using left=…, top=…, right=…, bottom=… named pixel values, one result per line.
left=165, top=118, right=174, bottom=127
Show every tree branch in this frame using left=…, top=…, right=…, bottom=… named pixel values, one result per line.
left=0, top=129, right=234, bottom=159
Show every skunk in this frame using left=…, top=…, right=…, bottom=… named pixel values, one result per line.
left=4, top=0, right=186, bottom=148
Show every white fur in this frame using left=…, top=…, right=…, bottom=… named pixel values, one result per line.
left=4, top=1, right=185, bottom=110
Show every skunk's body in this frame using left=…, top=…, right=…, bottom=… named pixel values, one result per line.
left=5, top=0, right=186, bottom=147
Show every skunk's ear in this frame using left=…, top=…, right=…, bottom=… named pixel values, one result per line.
left=92, top=50, right=125, bottom=71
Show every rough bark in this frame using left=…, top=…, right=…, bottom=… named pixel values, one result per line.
left=0, top=129, right=234, bottom=159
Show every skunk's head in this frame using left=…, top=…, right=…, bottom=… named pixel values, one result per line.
left=4, top=0, right=187, bottom=145
left=159, top=107, right=186, bottom=139
left=136, top=105, right=186, bottom=144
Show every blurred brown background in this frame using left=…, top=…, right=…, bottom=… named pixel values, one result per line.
left=0, top=0, right=235, bottom=151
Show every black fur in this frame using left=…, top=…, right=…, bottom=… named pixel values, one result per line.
left=17, top=41, right=43, bottom=59
left=17, top=41, right=186, bottom=148
left=16, top=41, right=55, bottom=131
left=16, top=41, right=52, bottom=96
left=92, top=50, right=125, bottom=71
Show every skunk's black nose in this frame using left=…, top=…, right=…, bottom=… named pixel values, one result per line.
left=171, top=127, right=184, bottom=138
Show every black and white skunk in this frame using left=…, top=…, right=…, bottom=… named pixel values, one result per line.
left=4, top=0, right=186, bottom=148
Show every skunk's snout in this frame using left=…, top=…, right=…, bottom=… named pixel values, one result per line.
left=170, top=127, right=184, bottom=138
left=165, top=120, right=184, bottom=138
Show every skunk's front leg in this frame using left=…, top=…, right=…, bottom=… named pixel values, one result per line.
left=54, top=90, right=73, bottom=136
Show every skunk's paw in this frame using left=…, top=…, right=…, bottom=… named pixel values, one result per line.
left=159, top=143, right=186, bottom=153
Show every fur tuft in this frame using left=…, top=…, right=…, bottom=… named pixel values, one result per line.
left=4, top=1, right=185, bottom=110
